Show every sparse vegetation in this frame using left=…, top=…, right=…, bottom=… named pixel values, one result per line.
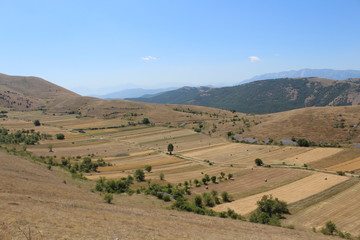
left=103, top=193, right=113, bottom=204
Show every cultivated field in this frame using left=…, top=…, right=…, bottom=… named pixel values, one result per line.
left=284, top=180, right=360, bottom=235
left=213, top=173, right=348, bottom=215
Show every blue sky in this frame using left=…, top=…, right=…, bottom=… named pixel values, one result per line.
left=1, top=0, right=359, bottom=95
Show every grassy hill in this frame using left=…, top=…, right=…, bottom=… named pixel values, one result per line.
left=0, top=73, right=79, bottom=110
left=129, top=78, right=360, bottom=114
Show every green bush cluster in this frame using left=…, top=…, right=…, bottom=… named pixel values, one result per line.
left=96, top=176, right=133, bottom=193
left=143, top=183, right=185, bottom=202
left=249, top=195, right=289, bottom=226
left=0, top=128, right=50, bottom=145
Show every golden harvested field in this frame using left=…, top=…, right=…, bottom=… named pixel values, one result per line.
left=326, top=157, right=360, bottom=171
left=120, top=128, right=197, bottom=144
left=143, top=134, right=227, bottom=153
left=192, top=168, right=312, bottom=199
left=183, top=143, right=314, bottom=166
left=310, top=148, right=360, bottom=169
left=284, top=181, right=360, bottom=235
left=282, top=148, right=343, bottom=164
left=99, top=155, right=184, bottom=172
left=28, top=140, right=143, bottom=157
left=213, top=173, right=348, bottom=215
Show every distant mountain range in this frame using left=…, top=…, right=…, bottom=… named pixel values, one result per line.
left=241, top=69, right=360, bottom=84
left=129, top=77, right=360, bottom=114
left=91, top=87, right=176, bottom=99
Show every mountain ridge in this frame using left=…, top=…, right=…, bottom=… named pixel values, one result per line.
left=129, top=77, right=360, bottom=114
left=241, top=69, right=360, bottom=84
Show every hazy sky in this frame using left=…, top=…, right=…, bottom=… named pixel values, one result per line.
left=1, top=0, right=360, bottom=95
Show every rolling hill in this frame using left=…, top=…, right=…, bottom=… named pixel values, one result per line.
left=129, top=77, right=360, bottom=114
left=0, top=73, right=79, bottom=110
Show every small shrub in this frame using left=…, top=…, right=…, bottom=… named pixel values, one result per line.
left=194, top=195, right=203, bottom=208
left=221, top=191, right=231, bottom=202
left=104, top=193, right=113, bottom=204
left=34, top=120, right=41, bottom=126
left=159, top=172, right=165, bottom=180
left=255, top=158, right=263, bottom=166
left=163, top=195, right=171, bottom=202
left=320, top=221, right=337, bottom=235
left=144, top=165, right=152, bottom=173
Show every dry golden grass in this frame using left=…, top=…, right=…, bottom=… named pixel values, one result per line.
left=213, top=173, right=348, bottom=215
left=310, top=148, right=360, bottom=169
left=284, top=180, right=360, bottom=235
left=282, top=148, right=343, bottom=164
left=326, top=156, right=360, bottom=171
left=98, top=156, right=184, bottom=172
left=237, top=105, right=360, bottom=144
left=0, top=150, right=335, bottom=240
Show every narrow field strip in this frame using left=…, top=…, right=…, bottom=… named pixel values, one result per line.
left=282, top=148, right=343, bottom=165
left=97, top=156, right=184, bottom=172
left=326, top=156, right=360, bottom=171
left=213, top=172, right=348, bottom=215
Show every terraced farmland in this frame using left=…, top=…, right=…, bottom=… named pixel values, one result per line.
left=2, top=110, right=360, bottom=237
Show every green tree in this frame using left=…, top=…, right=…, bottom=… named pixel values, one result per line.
left=249, top=195, right=289, bottom=226
left=33, top=120, right=41, bottom=126
left=297, top=138, right=310, bottom=147
left=134, top=169, right=145, bottom=182
left=227, top=173, right=233, bottom=180
left=211, top=176, right=217, bottom=183
left=194, top=179, right=200, bottom=187
left=144, top=165, right=152, bottom=172
left=56, top=133, right=65, bottom=140
left=202, top=177, right=207, bottom=185
left=159, top=172, right=165, bottom=180
left=255, top=158, right=263, bottom=166
left=48, top=144, right=53, bottom=152
left=142, top=118, right=150, bottom=124
left=167, top=143, right=174, bottom=155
